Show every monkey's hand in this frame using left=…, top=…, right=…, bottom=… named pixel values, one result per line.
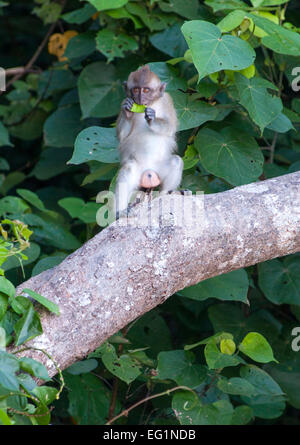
left=122, top=98, right=134, bottom=113
left=145, top=107, right=155, bottom=124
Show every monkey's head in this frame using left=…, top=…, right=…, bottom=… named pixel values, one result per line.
left=124, top=65, right=167, bottom=106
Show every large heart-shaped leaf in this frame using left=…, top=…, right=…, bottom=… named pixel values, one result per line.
left=170, top=91, right=221, bottom=131
left=234, top=73, right=283, bottom=132
left=258, top=256, right=300, bottom=305
left=172, top=391, right=234, bottom=425
left=78, top=62, right=123, bottom=118
left=150, top=23, right=188, bottom=57
left=248, top=13, right=300, bottom=56
left=181, top=20, right=256, bottom=80
left=96, top=29, right=138, bottom=62
left=194, top=126, right=264, bottom=185
left=69, top=126, right=119, bottom=165
left=178, top=269, right=249, bottom=303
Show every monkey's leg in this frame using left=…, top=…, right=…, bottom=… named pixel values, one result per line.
left=159, top=155, right=183, bottom=192
left=115, top=161, right=141, bottom=218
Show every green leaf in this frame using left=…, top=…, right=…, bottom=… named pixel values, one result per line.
left=0, top=196, right=30, bottom=216
left=86, top=0, right=129, bottom=11
left=156, top=350, right=206, bottom=388
left=239, top=332, right=277, bottom=363
left=22, top=214, right=81, bottom=251
left=96, top=29, right=138, bottom=63
left=160, top=0, right=200, bottom=19
left=170, top=91, right=220, bottom=131
left=0, top=157, right=9, bottom=171
left=248, top=13, right=300, bottom=56
left=101, top=343, right=141, bottom=384
left=266, top=112, right=294, bottom=133
left=58, top=197, right=100, bottom=223
left=181, top=20, right=256, bottom=81
left=31, top=254, right=67, bottom=277
left=251, top=0, right=288, bottom=5
left=0, top=351, right=20, bottom=391
left=217, top=10, right=246, bottom=32
left=0, top=276, right=15, bottom=298
left=31, top=147, right=73, bottom=180
left=17, top=189, right=46, bottom=211
left=0, top=408, right=12, bottom=425
left=172, top=391, right=234, bottom=425
left=9, top=109, right=47, bottom=142
left=258, top=256, right=300, bottom=305
left=66, top=359, right=98, bottom=375
left=194, top=127, right=264, bottom=185
left=178, top=269, right=249, bottom=303
left=148, top=62, right=187, bottom=92
left=62, top=3, right=97, bottom=24
left=38, top=70, right=77, bottom=97
left=21, top=288, right=60, bottom=316
left=64, top=373, right=113, bottom=425
left=150, top=23, right=188, bottom=57
left=208, top=303, right=282, bottom=344
left=218, top=377, right=257, bottom=396
left=127, top=311, right=172, bottom=358
left=234, top=73, right=283, bottom=132
left=185, top=332, right=234, bottom=350
left=231, top=405, right=253, bottom=425
left=0, top=295, right=8, bottom=322
left=204, top=0, right=248, bottom=12
left=33, top=386, right=58, bottom=405
left=78, top=62, right=123, bottom=118
left=204, top=342, right=244, bottom=369
left=69, top=126, right=119, bottom=165
left=2, top=242, right=40, bottom=271
left=240, top=365, right=285, bottom=419
left=44, top=105, right=84, bottom=148
left=0, top=172, right=26, bottom=195
left=0, top=122, right=12, bottom=147
left=14, top=304, right=43, bottom=346
left=19, top=357, right=50, bottom=381
left=64, top=31, right=96, bottom=60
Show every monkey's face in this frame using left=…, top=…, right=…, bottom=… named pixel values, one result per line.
left=130, top=86, right=154, bottom=106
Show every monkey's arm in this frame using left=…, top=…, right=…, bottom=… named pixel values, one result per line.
left=116, top=98, right=134, bottom=142
left=145, top=94, right=177, bottom=136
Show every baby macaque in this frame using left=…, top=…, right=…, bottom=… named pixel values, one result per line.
left=115, top=65, right=183, bottom=217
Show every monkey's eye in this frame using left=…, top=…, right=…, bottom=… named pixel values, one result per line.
left=133, top=87, right=139, bottom=94
left=142, top=87, right=150, bottom=93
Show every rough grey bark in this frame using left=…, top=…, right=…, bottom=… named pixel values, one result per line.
left=12, top=171, right=300, bottom=377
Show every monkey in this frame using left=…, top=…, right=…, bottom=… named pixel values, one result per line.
left=115, top=65, right=183, bottom=218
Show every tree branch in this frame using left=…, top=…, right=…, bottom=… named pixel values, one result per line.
left=10, top=172, right=300, bottom=377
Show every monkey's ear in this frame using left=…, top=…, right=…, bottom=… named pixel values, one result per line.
left=123, top=81, right=128, bottom=92
left=159, top=82, right=167, bottom=95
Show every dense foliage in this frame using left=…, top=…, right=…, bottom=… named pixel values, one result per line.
left=0, top=0, right=300, bottom=426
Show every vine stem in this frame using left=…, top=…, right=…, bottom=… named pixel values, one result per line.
left=107, top=327, right=128, bottom=421
left=105, top=386, right=195, bottom=425
left=14, top=346, right=65, bottom=399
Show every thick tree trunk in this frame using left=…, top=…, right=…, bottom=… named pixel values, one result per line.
left=12, top=172, right=300, bottom=377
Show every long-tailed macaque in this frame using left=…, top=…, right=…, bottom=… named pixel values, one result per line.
left=115, top=65, right=183, bottom=217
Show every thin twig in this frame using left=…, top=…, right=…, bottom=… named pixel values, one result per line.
left=106, top=386, right=195, bottom=425
left=3, top=0, right=67, bottom=92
